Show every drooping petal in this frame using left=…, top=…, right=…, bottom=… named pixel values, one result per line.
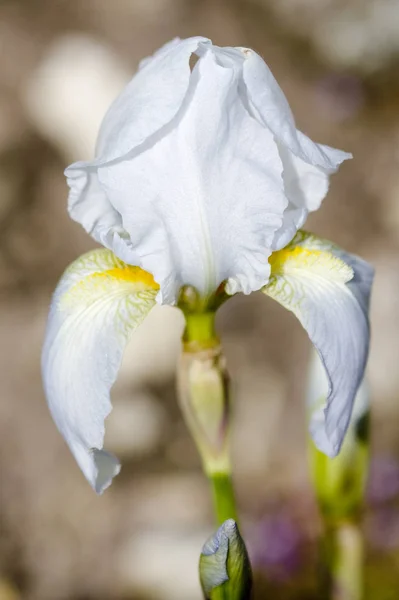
left=262, top=231, right=373, bottom=457
left=307, top=348, right=370, bottom=514
left=307, top=347, right=369, bottom=451
left=98, top=49, right=287, bottom=302
left=65, top=36, right=210, bottom=265
left=42, top=249, right=159, bottom=492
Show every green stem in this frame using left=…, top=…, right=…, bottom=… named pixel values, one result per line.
left=320, top=521, right=363, bottom=600
left=210, top=472, right=238, bottom=526
left=184, top=312, right=218, bottom=345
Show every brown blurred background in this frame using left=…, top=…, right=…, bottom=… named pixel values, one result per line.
left=1, top=0, right=399, bottom=598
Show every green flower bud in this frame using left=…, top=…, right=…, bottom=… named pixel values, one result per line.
left=199, top=519, right=252, bottom=600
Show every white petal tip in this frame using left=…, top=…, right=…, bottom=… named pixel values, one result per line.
left=324, top=443, right=341, bottom=459
left=226, top=270, right=269, bottom=296
left=92, top=448, right=121, bottom=494
left=309, top=407, right=345, bottom=458
left=310, top=426, right=343, bottom=458
left=338, top=151, right=353, bottom=165
left=225, top=279, right=239, bottom=296
left=325, top=149, right=352, bottom=172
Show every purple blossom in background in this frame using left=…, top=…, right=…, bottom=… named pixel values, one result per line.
left=366, top=456, right=399, bottom=552
left=367, top=457, right=399, bottom=505
left=248, top=513, right=303, bottom=581
left=368, top=506, right=399, bottom=551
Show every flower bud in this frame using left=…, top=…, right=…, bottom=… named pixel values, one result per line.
left=199, top=519, right=252, bottom=600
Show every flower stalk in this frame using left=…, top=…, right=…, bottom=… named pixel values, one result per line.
left=319, top=520, right=364, bottom=600
left=309, top=410, right=369, bottom=600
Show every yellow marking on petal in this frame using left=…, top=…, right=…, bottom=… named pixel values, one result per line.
left=95, top=266, right=159, bottom=290
left=269, top=246, right=353, bottom=284
left=60, top=260, right=159, bottom=311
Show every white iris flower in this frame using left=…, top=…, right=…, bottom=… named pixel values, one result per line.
left=42, top=37, right=373, bottom=493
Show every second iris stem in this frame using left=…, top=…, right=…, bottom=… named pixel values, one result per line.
left=319, top=519, right=364, bottom=600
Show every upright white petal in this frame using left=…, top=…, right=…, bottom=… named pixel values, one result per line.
left=42, top=249, right=158, bottom=492
left=95, top=36, right=210, bottom=161
left=64, top=37, right=352, bottom=304
left=98, top=50, right=287, bottom=302
left=263, top=231, right=373, bottom=457
left=65, top=37, right=210, bottom=265
left=242, top=51, right=351, bottom=170
left=242, top=50, right=351, bottom=249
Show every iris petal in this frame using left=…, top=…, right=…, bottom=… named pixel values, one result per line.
left=42, top=249, right=158, bottom=492
left=65, top=37, right=210, bottom=267
left=263, top=231, right=373, bottom=456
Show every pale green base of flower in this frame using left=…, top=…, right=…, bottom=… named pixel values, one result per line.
left=183, top=310, right=220, bottom=345
left=177, top=309, right=238, bottom=526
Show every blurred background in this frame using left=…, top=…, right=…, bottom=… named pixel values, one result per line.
left=1, top=0, right=399, bottom=598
